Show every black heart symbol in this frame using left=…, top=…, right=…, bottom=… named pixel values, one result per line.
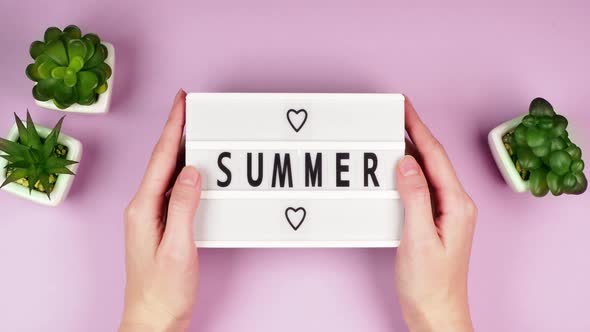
left=286, top=109, right=308, bottom=133
left=285, top=207, right=306, bottom=231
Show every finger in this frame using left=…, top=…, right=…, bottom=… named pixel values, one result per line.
left=159, top=166, right=202, bottom=254
left=396, top=155, right=440, bottom=246
left=404, top=97, right=466, bottom=209
left=136, top=89, right=187, bottom=203
left=405, top=137, right=419, bottom=157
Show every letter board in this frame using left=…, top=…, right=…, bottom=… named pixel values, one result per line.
left=185, top=93, right=405, bottom=247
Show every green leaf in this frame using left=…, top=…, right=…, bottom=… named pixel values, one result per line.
left=63, top=25, right=82, bottom=39
left=78, top=91, right=97, bottom=105
left=99, top=63, right=112, bottom=79
left=525, top=128, right=547, bottom=148
left=54, top=81, right=75, bottom=106
left=44, top=27, right=62, bottom=42
left=550, top=115, right=568, bottom=137
left=549, top=137, right=566, bottom=152
left=0, top=168, right=29, bottom=188
left=83, top=43, right=106, bottom=69
left=529, top=97, right=555, bottom=117
left=44, top=156, right=77, bottom=169
left=25, top=63, right=42, bottom=82
left=67, top=40, right=87, bottom=61
left=564, top=145, right=582, bottom=160
left=546, top=171, right=562, bottom=196
left=91, top=68, right=106, bottom=86
left=43, top=39, right=68, bottom=66
left=101, top=44, right=108, bottom=59
left=562, top=172, right=577, bottom=190
left=51, top=66, right=67, bottom=79
left=29, top=41, right=46, bottom=59
left=25, top=112, right=42, bottom=150
left=548, top=150, right=572, bottom=176
left=38, top=174, right=52, bottom=198
left=571, top=160, right=584, bottom=173
left=14, top=113, right=29, bottom=146
left=42, top=117, right=64, bottom=158
left=32, top=85, right=51, bottom=101
left=46, top=166, right=75, bottom=175
left=37, top=60, right=58, bottom=79
left=77, top=71, right=98, bottom=91
left=0, top=154, right=24, bottom=163
left=97, top=82, right=108, bottom=94
left=83, top=33, right=100, bottom=45
left=27, top=168, right=40, bottom=194
left=64, top=68, right=77, bottom=87
left=537, top=116, right=554, bottom=129
left=529, top=168, right=549, bottom=197
left=513, top=125, right=527, bottom=146
left=532, top=143, right=551, bottom=158
left=522, top=115, right=537, bottom=128
left=5, top=160, right=31, bottom=169
left=53, top=99, right=71, bottom=110
left=0, top=137, right=28, bottom=155
left=518, top=147, right=542, bottom=169
left=69, top=56, right=85, bottom=72
left=36, top=78, right=59, bottom=99
left=571, top=172, right=588, bottom=195
left=34, top=54, right=53, bottom=67
left=83, top=38, right=95, bottom=61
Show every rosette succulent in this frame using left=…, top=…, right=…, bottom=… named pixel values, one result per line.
left=0, top=112, right=77, bottom=198
left=25, top=25, right=112, bottom=109
left=503, top=97, right=587, bottom=197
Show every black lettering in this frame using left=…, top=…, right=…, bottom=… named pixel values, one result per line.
left=272, top=153, right=293, bottom=188
left=217, top=152, right=232, bottom=187
left=364, top=152, right=379, bottom=187
left=336, top=152, right=350, bottom=187
left=305, top=153, right=322, bottom=187
left=247, top=153, right=264, bottom=187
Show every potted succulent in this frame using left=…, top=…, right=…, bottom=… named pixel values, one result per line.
left=0, top=112, right=82, bottom=206
left=25, top=25, right=115, bottom=114
left=489, top=97, right=587, bottom=197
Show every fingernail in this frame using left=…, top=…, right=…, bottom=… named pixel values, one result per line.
left=179, top=167, right=200, bottom=186
left=399, top=156, right=419, bottom=176
left=175, top=89, right=186, bottom=100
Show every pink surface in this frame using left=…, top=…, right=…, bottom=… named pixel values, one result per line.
left=1, top=1, right=589, bottom=331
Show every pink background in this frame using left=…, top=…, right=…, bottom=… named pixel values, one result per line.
left=1, top=1, right=589, bottom=331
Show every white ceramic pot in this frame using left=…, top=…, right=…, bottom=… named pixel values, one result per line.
left=0, top=124, right=82, bottom=206
left=34, top=42, right=115, bottom=114
left=488, top=114, right=528, bottom=192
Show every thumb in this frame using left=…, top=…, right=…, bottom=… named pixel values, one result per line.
left=160, top=166, right=202, bottom=253
left=396, top=156, right=439, bottom=245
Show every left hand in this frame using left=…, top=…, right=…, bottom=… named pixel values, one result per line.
left=119, top=89, right=201, bottom=332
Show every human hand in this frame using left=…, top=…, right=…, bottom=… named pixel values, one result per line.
left=119, top=90, right=201, bottom=332
left=395, top=98, right=477, bottom=332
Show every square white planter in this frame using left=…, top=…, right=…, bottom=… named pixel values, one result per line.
left=0, top=124, right=82, bottom=206
left=488, top=114, right=528, bottom=192
left=34, top=42, right=115, bottom=114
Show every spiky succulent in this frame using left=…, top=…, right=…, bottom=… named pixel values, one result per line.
left=503, top=97, right=587, bottom=197
left=0, top=112, right=77, bottom=198
left=25, top=25, right=112, bottom=109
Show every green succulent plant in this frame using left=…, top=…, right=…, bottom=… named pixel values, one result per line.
left=0, top=112, right=77, bottom=198
left=503, top=97, right=587, bottom=197
left=25, top=25, right=112, bottom=109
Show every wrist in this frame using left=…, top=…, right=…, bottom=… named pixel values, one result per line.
left=403, top=301, right=474, bottom=332
left=119, top=304, right=190, bottom=332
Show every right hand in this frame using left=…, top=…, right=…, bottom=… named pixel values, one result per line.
left=394, top=98, right=478, bottom=332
